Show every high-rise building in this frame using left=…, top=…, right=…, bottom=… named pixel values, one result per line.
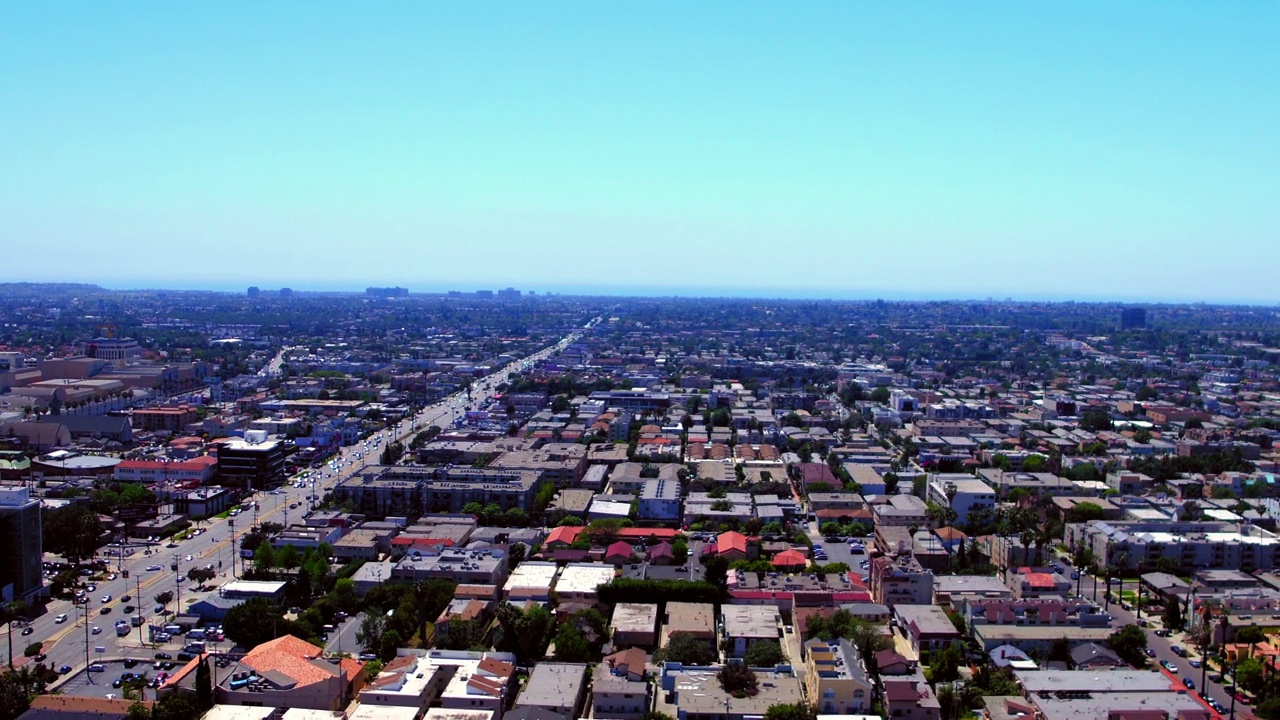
left=1119, top=307, right=1147, bottom=330
left=0, top=487, right=43, bottom=603
left=247, top=286, right=261, bottom=298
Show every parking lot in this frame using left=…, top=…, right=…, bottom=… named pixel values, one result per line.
left=52, top=658, right=168, bottom=700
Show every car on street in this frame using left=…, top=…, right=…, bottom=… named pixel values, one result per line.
left=121, top=594, right=131, bottom=602
left=184, top=555, right=193, bottom=561
left=1183, top=678, right=1194, bottom=689
left=1145, top=648, right=1156, bottom=657
left=155, top=652, right=172, bottom=660
left=100, top=607, right=111, bottom=615
left=1189, top=659, right=1201, bottom=668
left=21, top=626, right=32, bottom=636
left=55, top=614, right=67, bottom=624
left=1161, top=661, right=1179, bottom=673
left=101, top=595, right=112, bottom=603
left=91, top=625, right=102, bottom=634
left=58, top=665, right=72, bottom=674
left=1236, top=693, right=1251, bottom=705
left=1171, top=645, right=1185, bottom=656
left=147, top=565, right=162, bottom=571
left=88, top=663, right=105, bottom=672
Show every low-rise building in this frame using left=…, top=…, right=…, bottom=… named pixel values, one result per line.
left=515, top=663, right=589, bottom=720
left=659, top=664, right=804, bottom=720
left=721, top=605, right=780, bottom=658
left=893, top=605, right=962, bottom=661
left=611, top=603, right=659, bottom=649
left=804, top=638, right=874, bottom=715
left=214, top=635, right=362, bottom=711
left=592, top=662, right=650, bottom=719
left=870, top=555, right=934, bottom=606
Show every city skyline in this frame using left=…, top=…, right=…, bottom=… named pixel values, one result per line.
left=3, top=2, right=1278, bottom=303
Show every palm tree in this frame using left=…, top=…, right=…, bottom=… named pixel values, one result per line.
left=2, top=600, right=29, bottom=671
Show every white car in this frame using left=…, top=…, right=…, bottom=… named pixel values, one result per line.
left=184, top=555, right=193, bottom=562
left=91, top=625, right=102, bottom=634
left=55, top=614, right=68, bottom=624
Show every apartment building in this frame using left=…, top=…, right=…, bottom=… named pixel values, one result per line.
left=803, top=639, right=874, bottom=715
left=870, top=555, right=935, bottom=606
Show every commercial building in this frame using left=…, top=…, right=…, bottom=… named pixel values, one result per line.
left=217, top=435, right=286, bottom=490
left=132, top=405, right=200, bottom=432
left=215, top=635, right=363, bottom=711
left=115, top=456, right=218, bottom=485
left=0, top=487, right=43, bottom=603
left=1013, top=669, right=1208, bottom=720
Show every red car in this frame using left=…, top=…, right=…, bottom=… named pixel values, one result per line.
left=1236, top=694, right=1251, bottom=706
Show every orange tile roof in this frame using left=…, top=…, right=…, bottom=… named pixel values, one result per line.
left=717, top=531, right=748, bottom=555
left=772, top=549, right=808, bottom=568
left=242, top=634, right=335, bottom=688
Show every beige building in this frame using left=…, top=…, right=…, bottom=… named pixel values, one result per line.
left=804, top=639, right=874, bottom=715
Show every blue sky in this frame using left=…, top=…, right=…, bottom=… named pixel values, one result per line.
left=2, top=2, right=1277, bottom=302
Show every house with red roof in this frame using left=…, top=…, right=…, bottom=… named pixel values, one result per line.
left=771, top=549, right=809, bottom=570
left=546, top=525, right=585, bottom=548
left=213, top=635, right=363, bottom=710
left=714, top=531, right=750, bottom=561
left=605, top=541, right=636, bottom=565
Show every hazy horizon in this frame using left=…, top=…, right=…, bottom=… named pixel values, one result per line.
left=3, top=3, right=1277, bottom=303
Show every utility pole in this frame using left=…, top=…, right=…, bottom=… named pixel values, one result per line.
left=229, top=519, right=237, bottom=578
left=136, top=574, right=145, bottom=648
left=83, top=599, right=92, bottom=683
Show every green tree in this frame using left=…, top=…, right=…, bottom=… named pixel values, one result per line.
left=1235, top=625, right=1268, bottom=645
left=379, top=629, right=402, bottom=661
left=926, top=643, right=963, bottom=683
left=718, top=663, right=758, bottom=694
left=42, top=504, right=104, bottom=564
left=224, top=597, right=288, bottom=649
left=744, top=640, right=785, bottom=667
left=665, top=632, right=717, bottom=665
left=495, top=602, right=555, bottom=665
left=1107, top=624, right=1148, bottom=666
left=764, top=703, right=817, bottom=720
left=356, top=613, right=386, bottom=654
left=1236, top=656, right=1265, bottom=694
left=1067, top=502, right=1107, bottom=523
left=195, top=657, right=213, bottom=709
left=553, top=624, right=591, bottom=662
left=869, top=386, right=891, bottom=403
left=1, top=601, right=28, bottom=671
left=1161, top=600, right=1185, bottom=632
left=154, top=590, right=174, bottom=609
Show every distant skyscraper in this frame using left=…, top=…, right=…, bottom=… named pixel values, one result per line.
left=247, top=286, right=261, bottom=298
left=279, top=288, right=294, bottom=298
left=1119, top=307, right=1147, bottom=330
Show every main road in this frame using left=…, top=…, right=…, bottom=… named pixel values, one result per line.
left=12, top=320, right=594, bottom=682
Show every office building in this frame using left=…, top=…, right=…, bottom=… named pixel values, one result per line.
left=217, top=434, right=286, bottom=490
left=0, top=487, right=42, bottom=603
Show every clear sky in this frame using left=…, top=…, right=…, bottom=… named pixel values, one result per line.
left=2, top=2, right=1277, bottom=303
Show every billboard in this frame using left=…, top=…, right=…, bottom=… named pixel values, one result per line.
left=118, top=503, right=159, bottom=524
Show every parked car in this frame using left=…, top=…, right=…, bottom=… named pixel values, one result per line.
left=21, top=626, right=32, bottom=636
left=58, top=665, right=72, bottom=675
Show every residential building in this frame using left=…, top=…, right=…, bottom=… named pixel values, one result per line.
left=721, top=605, right=780, bottom=658
left=1013, top=669, right=1208, bottom=720
left=663, top=602, right=715, bottom=645
left=504, top=562, right=559, bottom=602
left=659, top=665, right=804, bottom=720
left=882, top=677, right=941, bottom=720
left=611, top=603, right=659, bottom=649
left=637, top=478, right=681, bottom=523
left=870, top=555, right=934, bottom=606
left=925, top=474, right=996, bottom=527
left=1065, top=519, right=1280, bottom=573
left=394, top=548, right=510, bottom=587
left=515, top=663, right=589, bottom=720
left=804, top=638, right=874, bottom=715
left=131, top=405, right=199, bottom=432
left=893, top=605, right=962, bottom=661
left=555, top=564, right=616, bottom=604
left=360, top=650, right=515, bottom=719
left=592, top=662, right=649, bottom=719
